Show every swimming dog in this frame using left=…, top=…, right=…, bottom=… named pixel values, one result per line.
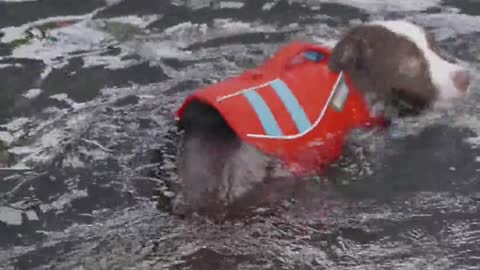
left=171, top=20, right=471, bottom=219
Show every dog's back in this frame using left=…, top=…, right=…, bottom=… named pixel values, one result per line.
left=175, top=100, right=290, bottom=218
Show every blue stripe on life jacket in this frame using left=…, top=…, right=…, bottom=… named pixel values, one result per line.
left=242, top=90, right=283, bottom=136
left=270, top=79, right=312, bottom=133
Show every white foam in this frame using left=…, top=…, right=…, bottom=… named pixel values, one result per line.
left=63, top=154, right=86, bottom=168
left=78, top=146, right=111, bottom=161
left=105, top=15, right=159, bottom=29
left=0, top=63, right=23, bottom=69
left=10, top=21, right=113, bottom=67
left=0, top=12, right=100, bottom=44
left=8, top=128, right=66, bottom=167
left=213, top=19, right=278, bottom=35
left=104, top=0, right=122, bottom=5
left=0, top=0, right=37, bottom=2
left=164, top=22, right=208, bottom=36
left=453, top=114, right=480, bottom=149
left=8, top=146, right=34, bottom=155
left=0, top=131, right=14, bottom=145
left=40, top=190, right=88, bottom=213
left=8, top=163, right=31, bottom=170
left=25, top=210, right=39, bottom=221
left=311, top=0, right=442, bottom=12
left=218, top=1, right=244, bottom=9
left=1, top=26, right=27, bottom=44
left=5, top=105, right=103, bottom=169
left=1, top=117, right=29, bottom=131
left=49, top=93, right=86, bottom=110
left=311, top=36, right=337, bottom=49
left=82, top=52, right=140, bottom=70
left=135, top=41, right=191, bottom=60
left=1, top=11, right=121, bottom=72
left=41, top=65, right=53, bottom=80
left=262, top=2, right=277, bottom=11
left=413, top=13, right=480, bottom=39
left=214, top=19, right=253, bottom=32
left=0, top=207, right=23, bottom=226
left=49, top=93, right=68, bottom=101
left=22, top=88, right=43, bottom=99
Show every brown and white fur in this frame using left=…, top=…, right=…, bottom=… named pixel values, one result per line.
left=172, top=20, right=472, bottom=219
left=329, top=20, right=470, bottom=116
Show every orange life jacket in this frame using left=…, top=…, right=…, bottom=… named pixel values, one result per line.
left=176, top=42, right=387, bottom=176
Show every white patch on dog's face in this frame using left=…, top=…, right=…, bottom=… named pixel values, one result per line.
left=369, top=20, right=469, bottom=100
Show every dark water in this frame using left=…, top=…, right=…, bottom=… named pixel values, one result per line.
left=0, top=0, right=479, bottom=269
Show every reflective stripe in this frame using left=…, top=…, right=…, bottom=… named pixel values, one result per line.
left=242, top=90, right=283, bottom=136
left=270, top=79, right=312, bottom=133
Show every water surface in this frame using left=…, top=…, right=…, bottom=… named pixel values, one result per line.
left=0, top=0, right=479, bottom=269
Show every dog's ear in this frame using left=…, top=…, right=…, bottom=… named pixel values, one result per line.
left=328, top=34, right=368, bottom=72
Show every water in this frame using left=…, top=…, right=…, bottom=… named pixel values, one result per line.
left=0, top=0, right=479, bottom=269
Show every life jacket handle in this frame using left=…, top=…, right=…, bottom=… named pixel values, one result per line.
left=240, top=42, right=331, bottom=80
left=275, top=42, right=331, bottom=73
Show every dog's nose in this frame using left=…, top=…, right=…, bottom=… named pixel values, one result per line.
left=451, top=70, right=471, bottom=93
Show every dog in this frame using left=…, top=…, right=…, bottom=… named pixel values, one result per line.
left=171, top=20, right=471, bottom=219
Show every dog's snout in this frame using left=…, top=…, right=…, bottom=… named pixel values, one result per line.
left=451, top=70, right=471, bottom=93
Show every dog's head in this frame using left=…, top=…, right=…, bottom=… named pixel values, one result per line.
left=329, top=20, right=471, bottom=116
